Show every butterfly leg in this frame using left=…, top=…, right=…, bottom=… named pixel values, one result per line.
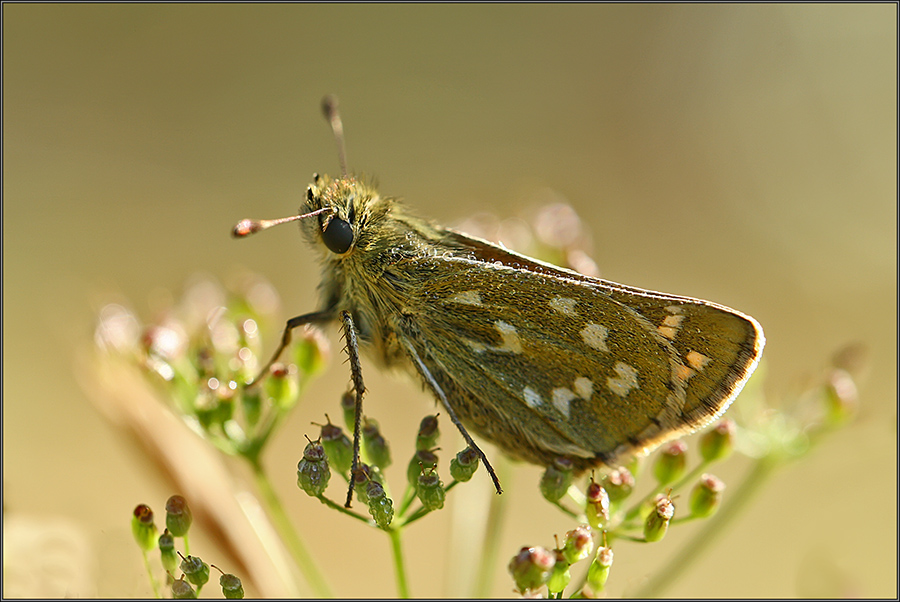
left=402, top=339, right=503, bottom=495
left=248, top=310, right=334, bottom=386
left=339, top=310, right=367, bottom=508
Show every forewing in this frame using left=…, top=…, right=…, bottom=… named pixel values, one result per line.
left=395, top=231, right=763, bottom=465
left=443, top=229, right=765, bottom=431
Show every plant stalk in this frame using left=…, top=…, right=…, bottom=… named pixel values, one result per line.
left=389, top=526, right=411, bottom=598
left=633, top=457, right=776, bottom=597
left=250, top=459, right=333, bottom=597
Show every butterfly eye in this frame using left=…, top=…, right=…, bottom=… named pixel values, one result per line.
left=322, top=216, right=354, bottom=254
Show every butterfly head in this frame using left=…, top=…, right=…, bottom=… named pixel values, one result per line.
left=301, top=173, right=396, bottom=259
left=231, top=172, right=394, bottom=261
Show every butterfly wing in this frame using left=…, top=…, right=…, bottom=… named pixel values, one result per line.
left=392, top=229, right=763, bottom=469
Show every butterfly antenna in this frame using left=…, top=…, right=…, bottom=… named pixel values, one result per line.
left=321, top=94, right=348, bottom=177
left=231, top=206, right=333, bottom=238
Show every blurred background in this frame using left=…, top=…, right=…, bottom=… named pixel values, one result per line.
left=4, top=4, right=895, bottom=598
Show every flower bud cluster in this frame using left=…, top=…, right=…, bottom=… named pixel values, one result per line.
left=96, top=275, right=329, bottom=463
left=131, top=496, right=243, bottom=598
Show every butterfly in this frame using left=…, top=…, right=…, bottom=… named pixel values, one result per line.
left=233, top=96, right=765, bottom=506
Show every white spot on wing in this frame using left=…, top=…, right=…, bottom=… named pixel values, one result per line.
left=674, top=363, right=695, bottom=384
left=607, top=362, right=639, bottom=397
left=658, top=313, right=685, bottom=340
left=523, top=386, right=542, bottom=408
left=686, top=350, right=711, bottom=371
left=465, top=339, right=487, bottom=353
left=494, top=321, right=523, bottom=354
left=551, top=387, right=575, bottom=418
left=663, top=314, right=684, bottom=328
left=549, top=296, right=578, bottom=317
left=580, top=323, right=609, bottom=352
left=657, top=326, right=677, bottom=340
left=574, top=376, right=594, bottom=399
left=447, top=290, right=482, bottom=306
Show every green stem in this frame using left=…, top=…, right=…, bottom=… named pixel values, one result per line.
left=250, top=459, right=333, bottom=597
left=317, top=494, right=372, bottom=525
left=397, top=484, right=418, bottom=518
left=670, top=515, right=701, bottom=526
left=624, top=460, right=710, bottom=523
left=633, top=457, right=777, bottom=597
left=389, top=527, right=411, bottom=598
left=471, top=461, right=511, bottom=597
left=615, top=533, right=647, bottom=543
left=552, top=499, right=580, bottom=519
left=141, top=549, right=161, bottom=598
left=671, top=460, right=712, bottom=495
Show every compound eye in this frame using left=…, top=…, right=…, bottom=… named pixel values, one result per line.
left=321, top=216, right=354, bottom=254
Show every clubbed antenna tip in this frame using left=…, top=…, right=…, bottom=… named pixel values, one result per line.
left=321, top=94, right=348, bottom=177
left=231, top=207, right=334, bottom=238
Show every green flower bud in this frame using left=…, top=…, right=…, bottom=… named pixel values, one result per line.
left=180, top=554, right=210, bottom=588
left=159, top=529, right=177, bottom=574
left=365, top=479, right=386, bottom=501
left=340, top=391, right=356, bottom=432
left=293, top=327, right=328, bottom=378
left=353, top=473, right=370, bottom=504
left=297, top=438, right=331, bottom=497
left=319, top=417, right=353, bottom=477
left=508, top=546, right=555, bottom=593
left=585, top=546, right=614, bottom=592
left=824, top=368, right=859, bottom=426
left=367, top=463, right=386, bottom=486
left=689, top=473, right=725, bottom=518
left=407, top=449, right=439, bottom=489
left=540, top=457, right=575, bottom=503
left=584, top=481, right=610, bottom=529
left=644, top=495, right=675, bottom=542
left=351, top=464, right=379, bottom=504
left=416, top=469, right=446, bottom=511
left=196, top=403, right=216, bottom=432
left=449, top=447, right=480, bottom=482
left=241, top=385, right=262, bottom=428
left=215, top=385, right=236, bottom=423
left=131, top=504, right=158, bottom=552
left=699, top=420, right=736, bottom=463
left=416, top=415, right=440, bottom=451
left=365, top=480, right=394, bottom=529
left=603, top=466, right=635, bottom=503
left=653, top=441, right=687, bottom=485
left=362, top=418, right=392, bottom=469
left=264, top=363, right=299, bottom=411
left=165, top=495, right=193, bottom=537
left=546, top=549, right=571, bottom=596
left=196, top=384, right=235, bottom=430
left=219, top=572, right=244, bottom=599
left=562, top=525, right=594, bottom=565
left=172, top=574, right=197, bottom=599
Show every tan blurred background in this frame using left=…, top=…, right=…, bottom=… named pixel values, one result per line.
left=3, top=4, right=896, bottom=598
